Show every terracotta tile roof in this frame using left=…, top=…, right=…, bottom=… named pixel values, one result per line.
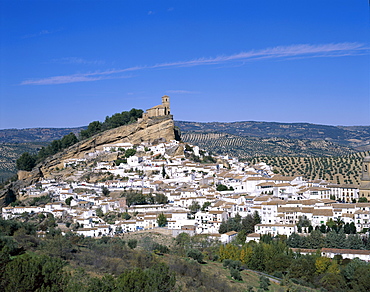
left=321, top=248, right=370, bottom=255
left=312, top=209, right=333, bottom=216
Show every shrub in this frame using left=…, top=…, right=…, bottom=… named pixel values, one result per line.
left=230, top=267, right=243, bottom=281
left=186, top=248, right=204, bottom=263
left=127, top=239, right=137, bottom=249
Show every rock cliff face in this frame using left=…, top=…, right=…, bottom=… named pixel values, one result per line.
left=0, top=115, right=177, bottom=207
left=40, top=115, right=176, bottom=175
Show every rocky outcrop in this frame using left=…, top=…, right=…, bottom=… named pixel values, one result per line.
left=38, top=115, right=176, bottom=176
left=0, top=115, right=178, bottom=207
left=0, top=167, right=43, bottom=207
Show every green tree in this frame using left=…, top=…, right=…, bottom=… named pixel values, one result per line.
left=42, top=235, right=75, bottom=260
left=125, top=191, right=147, bottom=206
left=61, top=133, right=78, bottom=149
left=102, top=186, right=110, bottom=196
left=189, top=201, right=201, bottom=214
left=307, top=229, right=324, bottom=249
left=116, top=262, right=175, bottom=292
left=287, top=233, right=303, bottom=248
left=125, top=148, right=136, bottom=158
left=201, top=201, right=211, bottom=211
left=80, top=121, right=102, bottom=139
left=16, top=152, right=36, bottom=171
left=248, top=243, right=265, bottom=271
left=235, top=230, right=247, bottom=244
left=187, top=248, right=204, bottom=263
left=297, top=215, right=311, bottom=230
left=65, top=196, right=73, bottom=206
left=230, top=267, right=242, bottom=281
left=95, top=208, right=104, bottom=218
left=241, top=214, right=257, bottom=234
left=122, top=212, right=131, bottom=220
left=349, top=222, right=357, bottom=234
left=346, top=234, right=364, bottom=250
left=2, top=253, right=67, bottom=292
left=175, top=232, right=191, bottom=246
left=288, top=255, right=316, bottom=283
left=358, top=197, right=368, bottom=203
left=259, top=275, right=271, bottom=291
left=145, top=262, right=176, bottom=292
left=319, top=272, right=347, bottom=292
left=157, top=213, right=167, bottom=227
left=216, top=184, right=228, bottom=191
left=128, top=239, right=137, bottom=249
left=116, top=268, right=148, bottom=292
left=348, top=263, right=370, bottom=292
left=154, top=193, right=168, bottom=204
left=253, top=211, right=261, bottom=224
left=85, top=275, right=116, bottom=292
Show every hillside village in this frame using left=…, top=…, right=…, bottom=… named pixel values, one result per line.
left=2, top=96, right=370, bottom=262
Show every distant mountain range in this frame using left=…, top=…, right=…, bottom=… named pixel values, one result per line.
left=0, top=127, right=86, bottom=143
left=0, top=121, right=369, bottom=182
left=2, top=122, right=369, bottom=148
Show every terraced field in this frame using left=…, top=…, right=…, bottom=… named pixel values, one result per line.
left=176, top=121, right=370, bottom=151
left=249, top=151, right=370, bottom=185
left=182, top=132, right=369, bottom=185
left=182, top=132, right=355, bottom=159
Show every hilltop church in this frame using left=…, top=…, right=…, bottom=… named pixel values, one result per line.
left=143, top=95, right=171, bottom=119
left=359, top=156, right=370, bottom=199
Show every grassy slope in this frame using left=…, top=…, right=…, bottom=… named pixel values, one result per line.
left=71, top=231, right=317, bottom=292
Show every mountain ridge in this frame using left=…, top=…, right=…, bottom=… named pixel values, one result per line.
left=2, top=120, right=369, bottom=147
left=0, top=127, right=86, bottom=143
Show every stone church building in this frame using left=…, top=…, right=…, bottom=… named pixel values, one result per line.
left=359, top=156, right=370, bottom=199
left=143, top=95, right=171, bottom=119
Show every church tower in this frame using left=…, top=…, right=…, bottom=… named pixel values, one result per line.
left=361, top=156, right=370, bottom=181
left=359, top=156, right=370, bottom=199
left=162, top=95, right=170, bottom=115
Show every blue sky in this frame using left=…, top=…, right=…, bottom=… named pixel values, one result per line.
left=1, top=0, right=369, bottom=129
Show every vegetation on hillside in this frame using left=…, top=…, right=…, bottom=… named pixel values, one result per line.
left=79, top=108, right=143, bottom=139
left=176, top=121, right=370, bottom=150
left=3, top=214, right=369, bottom=291
left=249, top=151, right=370, bottom=185
left=0, top=142, right=47, bottom=183
left=218, top=212, right=261, bottom=244
left=219, top=235, right=370, bottom=292
left=0, top=217, right=274, bottom=292
left=181, top=132, right=355, bottom=159
left=14, top=109, right=143, bottom=173
left=181, top=131, right=369, bottom=185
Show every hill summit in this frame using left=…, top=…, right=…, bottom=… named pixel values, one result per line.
left=0, top=96, right=179, bottom=206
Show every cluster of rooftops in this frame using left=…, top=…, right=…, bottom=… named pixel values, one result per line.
left=2, top=140, right=370, bottom=259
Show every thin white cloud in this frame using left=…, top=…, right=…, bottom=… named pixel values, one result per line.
left=21, top=74, right=131, bottom=85
left=51, top=57, right=105, bottom=65
left=21, top=42, right=368, bottom=85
